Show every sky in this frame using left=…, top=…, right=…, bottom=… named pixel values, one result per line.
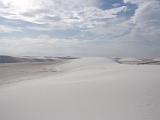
left=0, top=0, right=159, bottom=57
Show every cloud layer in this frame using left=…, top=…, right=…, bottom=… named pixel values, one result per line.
left=0, top=0, right=126, bottom=29
left=0, top=0, right=160, bottom=57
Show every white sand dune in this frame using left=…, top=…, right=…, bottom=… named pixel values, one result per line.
left=0, top=57, right=160, bottom=120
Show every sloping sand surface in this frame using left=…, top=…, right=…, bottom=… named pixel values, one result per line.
left=0, top=61, right=64, bottom=85
left=0, top=58, right=160, bottom=120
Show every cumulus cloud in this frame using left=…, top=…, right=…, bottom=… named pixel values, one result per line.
left=90, top=0, right=160, bottom=42
left=123, top=0, right=160, bottom=42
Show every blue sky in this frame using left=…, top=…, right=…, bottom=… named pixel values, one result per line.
left=0, top=0, right=159, bottom=57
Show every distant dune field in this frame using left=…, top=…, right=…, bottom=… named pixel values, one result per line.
left=0, top=56, right=72, bottom=85
left=114, top=58, right=160, bottom=65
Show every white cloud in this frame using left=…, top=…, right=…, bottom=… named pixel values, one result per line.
left=0, top=36, right=84, bottom=56
left=0, top=0, right=127, bottom=30
left=124, top=0, right=160, bottom=42
left=0, top=25, right=21, bottom=33
left=89, top=0, right=160, bottom=42
left=1, top=35, right=159, bottom=57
